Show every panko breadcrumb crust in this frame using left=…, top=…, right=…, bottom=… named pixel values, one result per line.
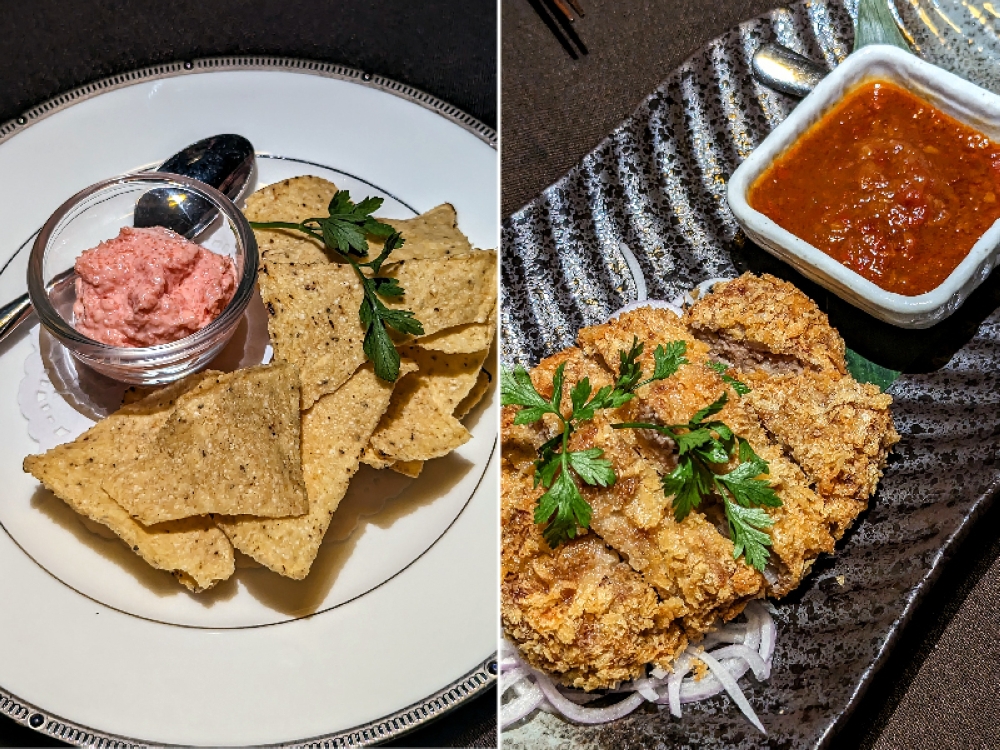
left=501, top=273, right=899, bottom=690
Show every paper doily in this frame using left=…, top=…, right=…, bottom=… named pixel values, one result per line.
left=19, top=325, right=116, bottom=452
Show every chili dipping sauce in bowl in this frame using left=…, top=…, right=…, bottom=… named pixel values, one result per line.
left=728, top=44, right=1000, bottom=328
left=28, top=173, right=257, bottom=385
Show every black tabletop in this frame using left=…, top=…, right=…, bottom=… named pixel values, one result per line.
left=0, top=1, right=496, bottom=747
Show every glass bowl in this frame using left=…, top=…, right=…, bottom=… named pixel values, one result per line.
left=28, top=173, right=258, bottom=385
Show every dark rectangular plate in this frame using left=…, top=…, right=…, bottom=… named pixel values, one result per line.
left=500, top=0, right=1000, bottom=746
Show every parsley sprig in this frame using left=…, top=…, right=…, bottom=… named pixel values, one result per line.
left=706, top=361, right=751, bottom=396
left=250, top=191, right=424, bottom=382
left=501, top=338, right=688, bottom=547
left=613, top=392, right=782, bottom=571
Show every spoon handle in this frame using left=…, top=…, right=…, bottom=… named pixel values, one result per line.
left=0, top=265, right=76, bottom=343
left=752, top=43, right=828, bottom=98
left=0, top=293, right=32, bottom=343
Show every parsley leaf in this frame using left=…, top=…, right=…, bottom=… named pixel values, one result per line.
left=690, top=392, right=728, bottom=426
left=501, top=337, right=687, bottom=547
left=535, top=467, right=592, bottom=547
left=566, top=448, right=615, bottom=487
left=647, top=341, right=690, bottom=384
left=502, top=366, right=551, bottom=411
left=361, top=304, right=401, bottom=381
left=716, top=439, right=783, bottom=509
left=613, top=397, right=783, bottom=571
left=323, top=191, right=395, bottom=255
left=250, top=195, right=423, bottom=383
left=725, top=501, right=775, bottom=572
left=706, top=361, right=751, bottom=395
left=615, top=338, right=644, bottom=392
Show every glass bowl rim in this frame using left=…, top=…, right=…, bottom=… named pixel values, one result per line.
left=27, top=172, right=258, bottom=359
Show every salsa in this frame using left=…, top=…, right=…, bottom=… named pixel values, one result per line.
left=748, top=80, right=1000, bottom=296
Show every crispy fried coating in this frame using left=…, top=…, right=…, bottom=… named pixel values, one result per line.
left=502, top=276, right=898, bottom=690
left=742, top=371, right=899, bottom=538
left=502, top=407, right=686, bottom=691
left=553, top=346, right=766, bottom=635
left=685, top=273, right=846, bottom=375
left=687, top=273, right=900, bottom=539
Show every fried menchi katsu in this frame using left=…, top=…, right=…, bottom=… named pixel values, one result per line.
left=501, top=273, right=898, bottom=690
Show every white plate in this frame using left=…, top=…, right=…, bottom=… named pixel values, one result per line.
left=0, top=58, right=497, bottom=746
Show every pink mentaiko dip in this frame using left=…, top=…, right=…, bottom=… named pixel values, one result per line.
left=72, top=226, right=237, bottom=347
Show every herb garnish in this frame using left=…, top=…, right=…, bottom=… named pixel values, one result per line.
left=503, top=337, right=783, bottom=570
left=705, top=361, right=751, bottom=396
left=613, top=392, right=782, bottom=571
left=250, top=191, right=424, bottom=382
left=845, top=348, right=900, bottom=391
left=501, top=338, right=688, bottom=547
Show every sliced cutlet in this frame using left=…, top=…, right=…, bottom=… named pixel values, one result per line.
left=684, top=272, right=846, bottom=376
left=741, top=370, right=899, bottom=538
left=501, top=405, right=686, bottom=691
left=557, top=346, right=767, bottom=637
left=686, top=273, right=899, bottom=540
left=581, top=308, right=836, bottom=598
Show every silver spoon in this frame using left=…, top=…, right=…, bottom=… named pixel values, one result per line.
left=751, top=42, right=828, bottom=98
left=0, top=134, right=255, bottom=344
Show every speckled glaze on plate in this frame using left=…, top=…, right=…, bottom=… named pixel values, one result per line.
left=501, top=1, right=1000, bottom=747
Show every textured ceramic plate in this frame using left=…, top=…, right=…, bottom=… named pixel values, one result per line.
left=0, top=59, right=497, bottom=747
left=501, top=1, right=1000, bottom=747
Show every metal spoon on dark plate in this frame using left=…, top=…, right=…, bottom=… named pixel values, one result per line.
left=751, top=43, right=828, bottom=98
left=751, top=0, right=911, bottom=97
left=0, top=133, right=256, bottom=343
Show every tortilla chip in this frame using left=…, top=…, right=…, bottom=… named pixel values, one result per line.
left=358, top=452, right=422, bottom=474
left=389, top=460, right=424, bottom=478
left=357, top=454, right=423, bottom=475
left=386, top=251, right=497, bottom=337
left=361, top=364, right=490, bottom=474
left=246, top=176, right=333, bottom=265
left=244, top=175, right=336, bottom=224
left=102, top=363, right=308, bottom=525
left=23, top=373, right=235, bottom=592
left=121, top=385, right=157, bottom=406
left=216, top=360, right=416, bottom=579
left=363, top=347, right=488, bottom=464
left=260, top=251, right=496, bottom=408
left=258, top=260, right=368, bottom=408
left=455, top=368, right=492, bottom=420
left=246, top=176, right=475, bottom=266
left=416, top=303, right=496, bottom=354
left=378, top=204, right=473, bottom=262
left=360, top=452, right=393, bottom=471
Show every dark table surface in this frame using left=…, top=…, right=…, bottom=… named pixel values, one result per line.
left=0, top=1, right=496, bottom=747
left=502, top=0, right=1000, bottom=747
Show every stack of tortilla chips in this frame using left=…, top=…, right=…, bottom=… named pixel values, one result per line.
left=22, top=176, right=496, bottom=592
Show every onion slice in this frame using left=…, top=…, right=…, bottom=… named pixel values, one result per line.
left=533, top=671, right=646, bottom=724
left=680, top=277, right=732, bottom=308
left=696, top=650, right=766, bottom=734
left=501, top=681, right=546, bottom=728
left=501, top=602, right=778, bottom=732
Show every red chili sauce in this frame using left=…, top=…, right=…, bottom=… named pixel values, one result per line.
left=748, top=80, right=1000, bottom=296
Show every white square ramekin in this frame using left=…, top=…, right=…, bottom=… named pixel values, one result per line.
left=728, top=44, right=1000, bottom=328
